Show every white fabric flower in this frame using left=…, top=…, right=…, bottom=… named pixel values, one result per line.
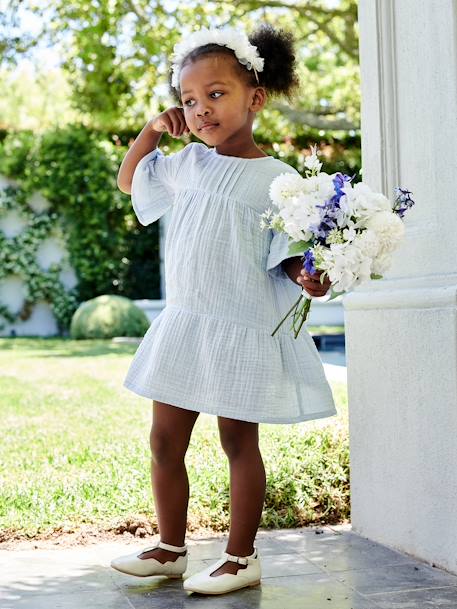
left=171, top=26, right=264, bottom=88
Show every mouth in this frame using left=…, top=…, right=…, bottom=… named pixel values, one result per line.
left=199, top=123, right=219, bottom=132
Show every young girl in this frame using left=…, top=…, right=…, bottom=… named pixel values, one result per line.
left=111, top=23, right=336, bottom=595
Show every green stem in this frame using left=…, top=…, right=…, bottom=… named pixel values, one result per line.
left=292, top=294, right=309, bottom=332
left=271, top=292, right=304, bottom=337
left=293, top=297, right=312, bottom=339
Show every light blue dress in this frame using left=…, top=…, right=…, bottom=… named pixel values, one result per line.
left=123, top=142, right=337, bottom=424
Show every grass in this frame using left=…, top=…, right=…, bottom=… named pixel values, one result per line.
left=307, top=325, right=345, bottom=335
left=0, top=338, right=349, bottom=541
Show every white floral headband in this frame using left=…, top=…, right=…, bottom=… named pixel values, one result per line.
left=170, top=26, right=264, bottom=89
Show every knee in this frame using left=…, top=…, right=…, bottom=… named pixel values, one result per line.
left=149, top=427, right=186, bottom=467
left=219, top=424, right=257, bottom=461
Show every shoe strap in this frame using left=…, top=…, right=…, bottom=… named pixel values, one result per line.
left=157, top=540, right=187, bottom=552
left=223, top=548, right=257, bottom=565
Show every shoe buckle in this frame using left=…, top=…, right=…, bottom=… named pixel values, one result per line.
left=225, top=552, right=249, bottom=565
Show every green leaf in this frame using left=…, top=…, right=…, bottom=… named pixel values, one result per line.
left=327, top=289, right=345, bottom=301
left=287, top=240, right=313, bottom=256
left=370, top=273, right=383, bottom=280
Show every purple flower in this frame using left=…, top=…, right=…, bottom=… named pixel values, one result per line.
left=393, top=187, right=415, bottom=218
left=311, top=173, right=354, bottom=242
left=332, top=173, right=353, bottom=199
left=303, top=249, right=316, bottom=274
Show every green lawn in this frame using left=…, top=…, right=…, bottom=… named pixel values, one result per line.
left=0, top=338, right=349, bottom=541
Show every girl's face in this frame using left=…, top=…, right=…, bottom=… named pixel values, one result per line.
left=179, top=54, right=266, bottom=153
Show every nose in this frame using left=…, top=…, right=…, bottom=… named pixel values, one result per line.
left=196, top=104, right=210, bottom=117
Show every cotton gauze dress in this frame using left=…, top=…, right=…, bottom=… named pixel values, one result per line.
left=123, top=142, right=337, bottom=424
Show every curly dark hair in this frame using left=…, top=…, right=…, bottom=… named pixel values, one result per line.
left=168, top=23, right=300, bottom=105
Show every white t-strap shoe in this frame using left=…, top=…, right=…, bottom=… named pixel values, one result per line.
left=110, top=540, right=188, bottom=578
left=183, top=547, right=261, bottom=594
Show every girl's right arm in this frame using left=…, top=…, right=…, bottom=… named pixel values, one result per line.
left=117, top=106, right=189, bottom=194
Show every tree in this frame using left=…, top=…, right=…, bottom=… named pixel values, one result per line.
left=1, top=0, right=360, bottom=134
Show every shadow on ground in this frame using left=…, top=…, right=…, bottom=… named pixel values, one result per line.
left=2, top=526, right=457, bottom=609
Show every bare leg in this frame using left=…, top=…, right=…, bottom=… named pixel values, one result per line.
left=139, top=400, right=199, bottom=564
left=210, top=416, right=266, bottom=577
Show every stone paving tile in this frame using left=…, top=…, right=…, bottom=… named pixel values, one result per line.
left=304, top=531, right=414, bottom=573
left=0, top=558, right=112, bottom=599
left=258, top=552, right=322, bottom=578
left=367, top=585, right=457, bottom=609
left=334, top=561, right=457, bottom=596
left=120, top=573, right=381, bottom=609
left=253, top=526, right=341, bottom=556
left=2, top=529, right=457, bottom=609
left=0, top=589, right=132, bottom=609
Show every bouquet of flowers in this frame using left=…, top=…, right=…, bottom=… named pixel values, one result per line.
left=260, top=145, right=415, bottom=339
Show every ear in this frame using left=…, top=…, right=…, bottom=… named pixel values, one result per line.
left=249, top=87, right=267, bottom=112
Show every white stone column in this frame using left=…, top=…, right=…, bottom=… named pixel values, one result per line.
left=347, top=0, right=457, bottom=573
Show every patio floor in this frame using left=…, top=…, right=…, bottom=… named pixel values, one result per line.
left=2, top=525, right=457, bottom=608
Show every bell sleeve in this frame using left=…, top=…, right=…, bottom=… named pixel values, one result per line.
left=266, top=229, right=305, bottom=280
left=130, top=147, right=179, bottom=226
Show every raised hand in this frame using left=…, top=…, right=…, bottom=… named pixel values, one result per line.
left=150, top=106, right=190, bottom=138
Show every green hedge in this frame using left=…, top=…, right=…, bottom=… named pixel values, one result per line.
left=0, top=126, right=162, bottom=331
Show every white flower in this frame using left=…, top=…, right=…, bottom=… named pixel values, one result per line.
left=341, top=181, right=392, bottom=225
left=326, top=228, right=345, bottom=244
left=371, top=252, right=393, bottom=275
left=342, top=220, right=357, bottom=243
left=280, top=193, right=321, bottom=241
left=269, top=173, right=305, bottom=207
left=319, top=240, right=374, bottom=293
left=313, top=172, right=336, bottom=199
left=352, top=229, right=380, bottom=259
left=304, top=144, right=323, bottom=173
left=365, top=210, right=405, bottom=254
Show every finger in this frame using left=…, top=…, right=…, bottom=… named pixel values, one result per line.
left=173, top=107, right=187, bottom=132
left=311, top=272, right=323, bottom=281
left=168, top=111, right=181, bottom=136
left=301, top=269, right=320, bottom=282
left=161, top=114, right=175, bottom=135
left=299, top=280, right=318, bottom=291
left=301, top=277, right=320, bottom=286
left=176, top=109, right=190, bottom=133
left=178, top=114, right=189, bottom=135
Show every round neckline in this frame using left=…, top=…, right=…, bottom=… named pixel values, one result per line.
left=209, top=147, right=273, bottom=161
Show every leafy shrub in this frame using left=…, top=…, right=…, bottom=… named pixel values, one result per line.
left=0, top=126, right=162, bottom=311
left=70, top=294, right=150, bottom=339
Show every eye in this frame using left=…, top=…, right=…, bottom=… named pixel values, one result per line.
left=183, top=91, right=223, bottom=107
